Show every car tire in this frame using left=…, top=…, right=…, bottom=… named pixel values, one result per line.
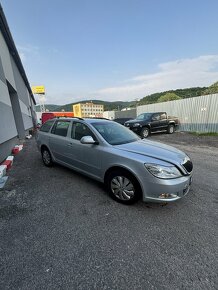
left=140, top=127, right=150, bottom=138
left=106, top=169, right=142, bottom=204
left=167, top=125, right=175, bottom=134
left=41, top=147, right=53, bottom=167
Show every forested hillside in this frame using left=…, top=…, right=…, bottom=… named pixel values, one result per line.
left=35, top=81, right=218, bottom=112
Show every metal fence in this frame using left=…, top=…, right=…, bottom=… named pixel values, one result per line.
left=137, top=94, right=218, bottom=132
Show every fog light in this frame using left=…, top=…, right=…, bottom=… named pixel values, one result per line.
left=159, top=193, right=177, bottom=199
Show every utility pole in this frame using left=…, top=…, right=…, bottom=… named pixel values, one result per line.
left=32, top=86, right=46, bottom=113
left=39, top=95, right=46, bottom=113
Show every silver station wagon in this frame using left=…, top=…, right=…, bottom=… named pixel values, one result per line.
left=36, top=118, right=193, bottom=204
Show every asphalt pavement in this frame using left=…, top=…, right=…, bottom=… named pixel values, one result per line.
left=0, top=132, right=217, bottom=290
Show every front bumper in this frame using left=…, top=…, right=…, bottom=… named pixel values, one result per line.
left=125, top=126, right=141, bottom=134
left=141, top=174, right=193, bottom=203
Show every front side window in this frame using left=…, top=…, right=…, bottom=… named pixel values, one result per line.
left=40, top=120, right=55, bottom=132
left=51, top=121, right=70, bottom=137
left=71, top=122, right=96, bottom=140
left=92, top=122, right=139, bottom=145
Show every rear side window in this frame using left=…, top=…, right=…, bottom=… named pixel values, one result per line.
left=152, top=114, right=161, bottom=121
left=51, top=121, right=70, bottom=137
left=160, top=113, right=167, bottom=120
left=40, top=120, right=55, bottom=132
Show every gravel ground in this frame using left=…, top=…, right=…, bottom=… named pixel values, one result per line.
left=0, top=132, right=217, bottom=290
left=150, top=131, right=218, bottom=148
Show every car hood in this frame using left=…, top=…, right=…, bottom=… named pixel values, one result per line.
left=115, top=139, right=186, bottom=165
left=125, top=119, right=143, bottom=124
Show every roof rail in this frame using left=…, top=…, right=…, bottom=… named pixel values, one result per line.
left=55, top=116, right=84, bottom=121
left=85, top=117, right=111, bottom=120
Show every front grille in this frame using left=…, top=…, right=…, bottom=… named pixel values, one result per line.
left=182, top=159, right=193, bottom=173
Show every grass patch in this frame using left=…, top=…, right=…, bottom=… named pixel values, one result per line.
left=189, top=131, right=218, bottom=136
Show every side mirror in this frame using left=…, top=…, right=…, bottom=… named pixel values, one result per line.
left=80, top=136, right=98, bottom=144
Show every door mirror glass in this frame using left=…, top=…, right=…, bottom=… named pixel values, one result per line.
left=80, top=136, right=96, bottom=144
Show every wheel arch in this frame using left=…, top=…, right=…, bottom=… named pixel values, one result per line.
left=104, top=165, right=143, bottom=195
left=142, top=124, right=151, bottom=129
left=40, top=144, right=50, bottom=153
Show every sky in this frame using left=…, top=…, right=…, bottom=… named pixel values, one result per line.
left=1, top=0, right=218, bottom=105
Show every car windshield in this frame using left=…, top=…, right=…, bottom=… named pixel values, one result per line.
left=136, top=113, right=152, bottom=120
left=92, top=122, right=139, bottom=145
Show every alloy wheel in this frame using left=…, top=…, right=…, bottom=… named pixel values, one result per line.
left=169, top=126, right=174, bottom=134
left=111, top=176, right=135, bottom=200
left=141, top=128, right=149, bottom=138
left=42, top=150, right=51, bottom=165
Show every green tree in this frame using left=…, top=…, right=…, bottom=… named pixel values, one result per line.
left=157, top=93, right=181, bottom=103
left=203, top=81, right=218, bottom=95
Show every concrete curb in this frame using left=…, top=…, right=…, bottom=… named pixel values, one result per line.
left=0, top=176, right=8, bottom=189
left=0, top=165, right=7, bottom=178
left=0, top=144, right=24, bottom=189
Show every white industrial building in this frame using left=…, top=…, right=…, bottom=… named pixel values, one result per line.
left=0, top=4, right=36, bottom=162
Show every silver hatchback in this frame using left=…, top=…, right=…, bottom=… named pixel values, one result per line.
left=36, top=118, right=193, bottom=204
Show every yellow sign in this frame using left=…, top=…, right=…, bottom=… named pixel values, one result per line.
left=32, top=86, right=45, bottom=94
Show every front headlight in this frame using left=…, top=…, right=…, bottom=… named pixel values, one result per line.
left=144, top=163, right=182, bottom=179
left=133, top=123, right=141, bottom=127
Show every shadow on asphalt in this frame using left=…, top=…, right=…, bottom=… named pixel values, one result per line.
left=51, top=162, right=183, bottom=211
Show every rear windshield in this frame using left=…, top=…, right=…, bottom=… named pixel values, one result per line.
left=92, top=122, right=139, bottom=145
left=136, top=113, right=152, bottom=120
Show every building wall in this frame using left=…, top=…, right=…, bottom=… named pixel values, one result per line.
left=103, top=111, right=116, bottom=119
left=11, top=56, right=33, bottom=130
left=73, top=103, right=104, bottom=118
left=0, top=30, right=35, bottom=162
left=114, top=109, right=136, bottom=119
left=73, top=104, right=82, bottom=117
left=0, top=64, right=17, bottom=144
left=0, top=31, right=16, bottom=88
left=0, top=48, right=5, bottom=83
left=0, top=77, right=19, bottom=162
left=0, top=136, right=19, bottom=165
left=137, top=94, right=218, bottom=132
left=81, top=103, right=104, bottom=117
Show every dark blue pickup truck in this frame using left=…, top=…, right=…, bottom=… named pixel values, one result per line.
left=124, top=112, right=179, bottom=138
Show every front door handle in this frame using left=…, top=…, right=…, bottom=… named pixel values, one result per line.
left=67, top=143, right=73, bottom=147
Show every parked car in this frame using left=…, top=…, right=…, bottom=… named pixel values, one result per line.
left=124, top=112, right=179, bottom=138
left=113, top=117, right=133, bottom=125
left=36, top=118, right=192, bottom=204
